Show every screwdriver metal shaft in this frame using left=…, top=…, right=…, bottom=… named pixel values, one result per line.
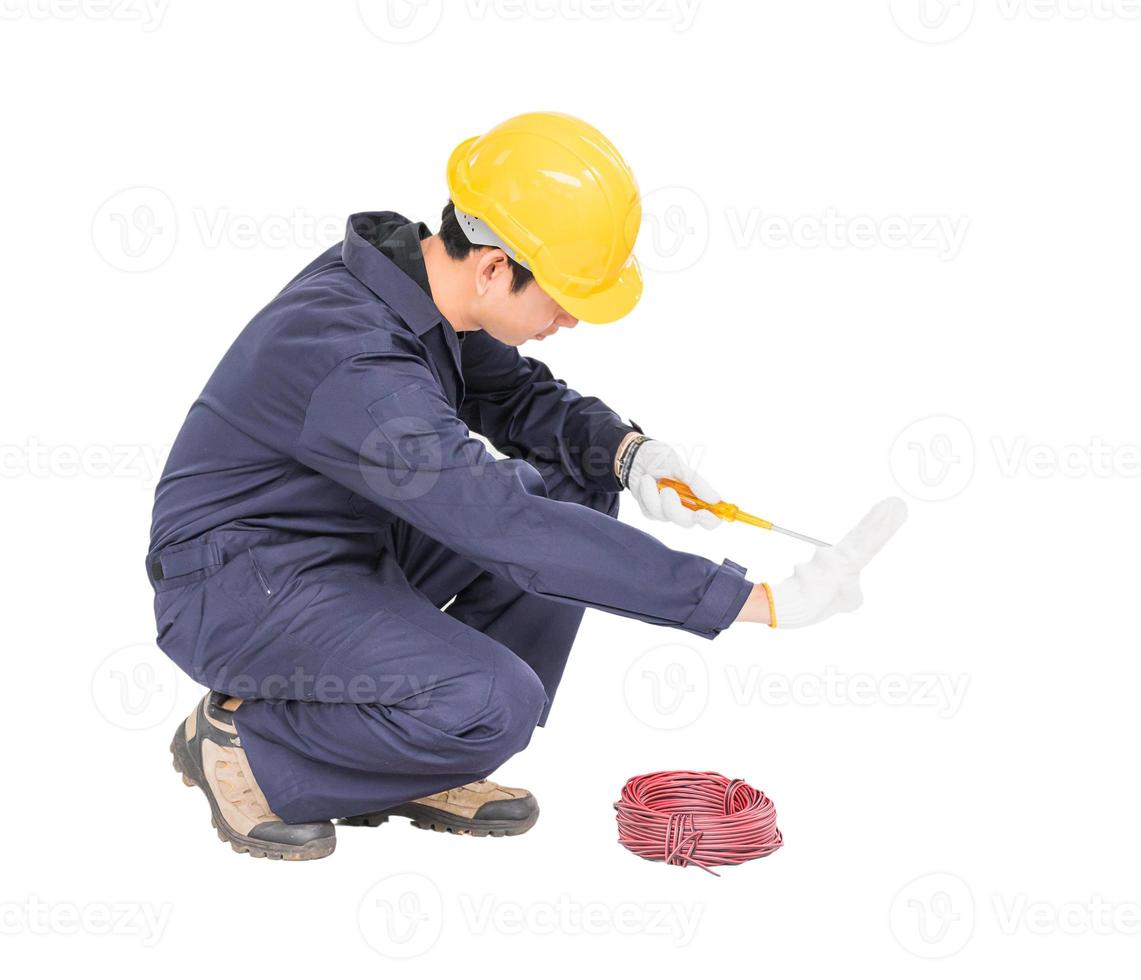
left=656, top=478, right=831, bottom=548
left=767, top=523, right=831, bottom=549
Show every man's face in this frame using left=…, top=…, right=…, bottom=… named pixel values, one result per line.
left=472, top=251, right=579, bottom=346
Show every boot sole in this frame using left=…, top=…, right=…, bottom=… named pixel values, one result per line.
left=170, top=730, right=335, bottom=862
left=339, top=801, right=539, bottom=837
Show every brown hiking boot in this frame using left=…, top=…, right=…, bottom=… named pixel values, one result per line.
left=170, top=693, right=336, bottom=861
left=340, top=779, right=539, bottom=837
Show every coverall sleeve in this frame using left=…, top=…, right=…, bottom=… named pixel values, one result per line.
left=296, top=350, right=751, bottom=638
left=457, top=331, right=636, bottom=493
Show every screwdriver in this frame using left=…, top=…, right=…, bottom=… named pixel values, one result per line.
left=656, top=478, right=832, bottom=548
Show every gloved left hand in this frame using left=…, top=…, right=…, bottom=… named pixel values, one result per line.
left=767, top=497, right=907, bottom=628
left=622, top=439, right=722, bottom=530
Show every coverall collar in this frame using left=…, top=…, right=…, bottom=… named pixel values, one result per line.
left=342, top=212, right=442, bottom=336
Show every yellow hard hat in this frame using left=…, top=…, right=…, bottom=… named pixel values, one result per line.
left=446, top=112, right=642, bottom=324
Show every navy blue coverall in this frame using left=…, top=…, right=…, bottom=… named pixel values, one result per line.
left=147, top=213, right=754, bottom=823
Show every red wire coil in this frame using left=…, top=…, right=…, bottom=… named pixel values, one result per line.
left=614, top=771, right=783, bottom=876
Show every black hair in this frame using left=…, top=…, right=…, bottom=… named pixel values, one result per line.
left=438, top=200, right=535, bottom=294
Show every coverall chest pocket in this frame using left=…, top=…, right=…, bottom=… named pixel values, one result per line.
left=363, top=383, right=449, bottom=504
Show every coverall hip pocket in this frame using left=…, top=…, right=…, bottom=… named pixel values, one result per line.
left=154, top=548, right=277, bottom=688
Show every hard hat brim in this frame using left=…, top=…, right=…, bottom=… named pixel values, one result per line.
left=541, top=255, right=643, bottom=324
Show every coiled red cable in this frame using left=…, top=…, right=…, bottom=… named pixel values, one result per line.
left=614, top=771, right=782, bottom=876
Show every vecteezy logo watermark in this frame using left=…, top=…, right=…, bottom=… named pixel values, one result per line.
left=0, top=896, right=173, bottom=946
left=92, top=189, right=346, bottom=272
left=358, top=415, right=445, bottom=503
left=91, top=644, right=181, bottom=731
left=468, top=0, right=702, bottom=30
left=92, top=187, right=178, bottom=273
left=627, top=646, right=967, bottom=725
left=637, top=199, right=971, bottom=271
left=892, top=872, right=1141, bottom=956
left=996, top=0, right=1141, bottom=21
left=214, top=667, right=442, bottom=705
left=725, top=665, right=970, bottom=719
left=0, top=439, right=168, bottom=489
left=92, top=189, right=345, bottom=272
left=889, top=0, right=976, bottom=43
left=639, top=186, right=710, bottom=274
left=992, top=435, right=1141, bottom=479
left=357, top=0, right=444, bottom=42
left=623, top=642, right=709, bottom=730
left=725, top=208, right=970, bottom=261
left=458, top=894, right=703, bottom=946
left=358, top=877, right=703, bottom=956
left=191, top=208, right=344, bottom=250
left=889, top=415, right=975, bottom=502
left=890, top=418, right=1141, bottom=500
left=890, top=872, right=975, bottom=958
left=358, top=0, right=701, bottom=42
left=891, top=0, right=1141, bottom=43
left=358, top=873, right=444, bottom=958
left=0, top=0, right=169, bottom=30
left=993, top=894, right=1141, bottom=936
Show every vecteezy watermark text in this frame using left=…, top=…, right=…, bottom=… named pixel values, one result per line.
left=0, top=896, right=172, bottom=946
left=726, top=208, right=970, bottom=261
left=726, top=664, right=970, bottom=719
left=0, top=438, right=168, bottom=488
left=0, top=0, right=169, bottom=30
left=358, top=873, right=704, bottom=958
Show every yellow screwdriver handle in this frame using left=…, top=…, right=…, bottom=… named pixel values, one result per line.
left=656, top=478, right=773, bottom=529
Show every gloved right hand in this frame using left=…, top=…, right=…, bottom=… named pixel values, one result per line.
left=623, top=438, right=723, bottom=530
left=764, top=497, right=908, bottom=628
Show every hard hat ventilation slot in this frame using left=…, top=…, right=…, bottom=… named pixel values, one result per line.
left=455, top=208, right=531, bottom=271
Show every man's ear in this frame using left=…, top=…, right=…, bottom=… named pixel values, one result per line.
left=473, top=248, right=511, bottom=298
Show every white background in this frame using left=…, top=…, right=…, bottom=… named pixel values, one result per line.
left=2, top=0, right=1139, bottom=974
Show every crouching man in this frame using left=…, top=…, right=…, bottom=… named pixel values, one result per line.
left=147, top=112, right=906, bottom=860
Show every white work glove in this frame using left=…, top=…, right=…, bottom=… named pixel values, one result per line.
left=624, top=439, right=722, bottom=530
left=766, top=497, right=907, bottom=628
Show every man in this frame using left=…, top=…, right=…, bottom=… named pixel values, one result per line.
left=148, top=112, right=905, bottom=861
